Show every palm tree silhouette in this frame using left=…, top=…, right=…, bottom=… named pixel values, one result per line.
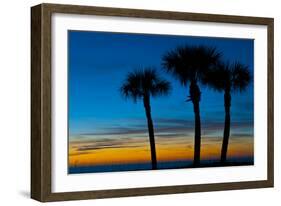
left=120, top=68, right=171, bottom=169
left=162, top=45, right=221, bottom=166
left=204, top=61, right=251, bottom=163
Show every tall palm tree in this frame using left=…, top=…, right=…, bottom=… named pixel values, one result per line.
left=162, top=45, right=221, bottom=166
left=204, top=61, right=251, bottom=163
left=120, top=68, right=171, bottom=169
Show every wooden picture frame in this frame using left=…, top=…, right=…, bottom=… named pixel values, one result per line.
left=31, top=3, right=274, bottom=202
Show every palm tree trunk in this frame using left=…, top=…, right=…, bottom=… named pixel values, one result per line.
left=190, top=81, right=201, bottom=167
left=221, top=90, right=231, bottom=163
left=143, top=95, right=157, bottom=170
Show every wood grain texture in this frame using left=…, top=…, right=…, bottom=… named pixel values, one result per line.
left=42, top=3, right=273, bottom=25
left=31, top=4, right=42, bottom=201
left=267, top=20, right=274, bottom=186
left=31, top=4, right=52, bottom=202
left=31, top=3, right=274, bottom=202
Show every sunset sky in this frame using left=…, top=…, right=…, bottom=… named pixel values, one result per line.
left=68, top=30, right=254, bottom=173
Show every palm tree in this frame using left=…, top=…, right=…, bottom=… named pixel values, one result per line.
left=162, top=45, right=221, bottom=166
left=120, top=68, right=171, bottom=169
left=204, top=61, right=251, bottom=164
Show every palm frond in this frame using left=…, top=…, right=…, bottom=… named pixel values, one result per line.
left=203, top=61, right=231, bottom=91
left=203, top=60, right=251, bottom=93
left=162, top=45, right=221, bottom=86
left=120, top=70, right=144, bottom=102
left=231, top=62, right=251, bottom=92
left=162, top=49, right=189, bottom=86
left=151, top=79, right=171, bottom=97
left=120, top=67, right=171, bottom=102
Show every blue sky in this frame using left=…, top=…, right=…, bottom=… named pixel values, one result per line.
left=68, top=30, right=254, bottom=138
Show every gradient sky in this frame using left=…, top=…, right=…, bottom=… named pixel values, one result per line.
left=68, top=30, right=254, bottom=169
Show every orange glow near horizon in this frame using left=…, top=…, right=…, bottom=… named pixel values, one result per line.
left=69, top=135, right=253, bottom=167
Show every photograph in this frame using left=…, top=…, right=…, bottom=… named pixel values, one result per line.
left=67, top=30, right=254, bottom=174
left=30, top=3, right=274, bottom=201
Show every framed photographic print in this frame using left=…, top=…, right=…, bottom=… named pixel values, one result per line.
left=31, top=3, right=274, bottom=202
